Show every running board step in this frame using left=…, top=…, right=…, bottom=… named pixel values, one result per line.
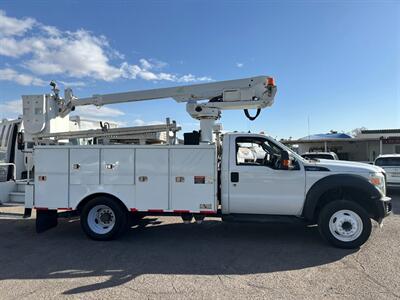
left=8, top=192, right=25, bottom=203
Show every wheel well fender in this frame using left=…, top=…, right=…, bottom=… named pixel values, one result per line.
left=76, top=193, right=129, bottom=214
left=303, top=174, right=381, bottom=222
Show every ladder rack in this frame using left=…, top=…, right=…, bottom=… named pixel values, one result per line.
left=33, top=118, right=181, bottom=145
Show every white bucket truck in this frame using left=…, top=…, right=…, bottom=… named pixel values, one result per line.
left=10, top=76, right=392, bottom=248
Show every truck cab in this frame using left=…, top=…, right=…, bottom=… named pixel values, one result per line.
left=221, top=133, right=306, bottom=216
left=219, top=133, right=391, bottom=248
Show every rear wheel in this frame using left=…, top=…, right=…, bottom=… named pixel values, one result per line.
left=81, top=196, right=129, bottom=241
left=318, top=200, right=372, bottom=249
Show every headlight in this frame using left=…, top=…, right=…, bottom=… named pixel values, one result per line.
left=369, top=173, right=386, bottom=195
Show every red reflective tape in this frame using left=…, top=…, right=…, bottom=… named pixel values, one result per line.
left=200, top=210, right=217, bottom=214
left=148, top=209, right=164, bottom=213
left=130, top=208, right=138, bottom=212
left=34, top=207, right=48, bottom=210
left=173, top=210, right=190, bottom=213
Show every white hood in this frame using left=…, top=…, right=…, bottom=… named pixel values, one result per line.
left=306, top=159, right=384, bottom=174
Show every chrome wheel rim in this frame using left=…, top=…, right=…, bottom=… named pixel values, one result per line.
left=87, top=205, right=116, bottom=235
left=329, top=209, right=363, bottom=242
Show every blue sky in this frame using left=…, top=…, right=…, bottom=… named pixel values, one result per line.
left=0, top=0, right=399, bottom=139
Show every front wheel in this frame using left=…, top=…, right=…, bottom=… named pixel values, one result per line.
left=81, top=196, right=129, bottom=241
left=318, top=200, right=372, bottom=249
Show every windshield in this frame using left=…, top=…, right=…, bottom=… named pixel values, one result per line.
left=375, top=157, right=400, bottom=167
left=268, top=137, right=307, bottom=163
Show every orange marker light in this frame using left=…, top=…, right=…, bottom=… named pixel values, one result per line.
left=370, top=177, right=382, bottom=186
left=267, top=77, right=275, bottom=86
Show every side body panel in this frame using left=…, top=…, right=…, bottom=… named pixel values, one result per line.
left=101, top=149, right=135, bottom=185
left=70, top=149, right=99, bottom=185
left=170, top=148, right=216, bottom=212
left=69, top=148, right=136, bottom=209
left=33, top=144, right=216, bottom=213
left=34, top=148, right=69, bottom=209
left=135, top=148, right=169, bottom=210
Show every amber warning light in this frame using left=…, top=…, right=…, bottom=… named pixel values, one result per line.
left=266, top=77, right=275, bottom=86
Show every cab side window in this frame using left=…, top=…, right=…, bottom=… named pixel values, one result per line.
left=236, top=137, right=300, bottom=170
left=236, top=137, right=283, bottom=169
left=236, top=141, right=266, bottom=166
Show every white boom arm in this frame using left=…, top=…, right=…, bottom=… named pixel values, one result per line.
left=23, top=76, right=277, bottom=143
left=70, top=76, right=275, bottom=108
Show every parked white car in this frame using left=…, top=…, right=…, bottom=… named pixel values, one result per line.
left=374, top=154, right=400, bottom=188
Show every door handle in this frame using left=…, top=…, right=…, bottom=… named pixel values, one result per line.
left=138, top=176, right=148, bottom=182
left=231, top=172, right=239, bottom=183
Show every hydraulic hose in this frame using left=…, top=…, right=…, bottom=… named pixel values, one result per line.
left=244, top=109, right=261, bottom=121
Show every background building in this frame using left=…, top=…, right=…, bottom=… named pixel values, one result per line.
left=282, top=129, right=400, bottom=162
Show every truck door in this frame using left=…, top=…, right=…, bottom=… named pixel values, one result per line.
left=228, top=136, right=305, bottom=215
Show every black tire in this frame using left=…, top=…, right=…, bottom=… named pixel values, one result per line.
left=318, top=200, right=372, bottom=249
left=80, top=196, right=129, bottom=241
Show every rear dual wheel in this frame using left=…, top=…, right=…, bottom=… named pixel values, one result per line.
left=318, top=200, right=372, bottom=249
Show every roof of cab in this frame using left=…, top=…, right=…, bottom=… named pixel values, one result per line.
left=375, top=154, right=400, bottom=159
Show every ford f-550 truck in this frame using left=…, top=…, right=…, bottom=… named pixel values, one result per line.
left=31, top=131, right=391, bottom=249
left=1, top=76, right=392, bottom=249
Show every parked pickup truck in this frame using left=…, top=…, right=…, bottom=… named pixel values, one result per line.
left=30, top=132, right=392, bottom=249
left=374, top=154, right=400, bottom=188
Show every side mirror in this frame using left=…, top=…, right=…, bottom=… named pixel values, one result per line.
left=17, top=132, right=24, bottom=151
left=281, top=150, right=291, bottom=170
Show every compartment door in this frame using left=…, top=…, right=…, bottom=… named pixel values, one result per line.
left=135, top=149, right=169, bottom=211
left=170, top=148, right=216, bottom=211
left=101, top=149, right=134, bottom=185
left=70, top=149, right=99, bottom=185
left=35, top=148, right=69, bottom=209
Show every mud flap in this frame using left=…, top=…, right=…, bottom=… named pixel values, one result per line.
left=36, top=210, right=58, bottom=233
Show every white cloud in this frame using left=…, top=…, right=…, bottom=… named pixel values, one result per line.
left=236, top=62, right=244, bottom=68
left=73, top=105, right=125, bottom=119
left=22, top=30, right=122, bottom=81
left=0, top=10, right=35, bottom=37
left=0, top=10, right=212, bottom=86
left=0, top=99, right=22, bottom=119
left=0, top=37, right=32, bottom=57
left=120, top=62, right=212, bottom=83
left=59, top=80, right=86, bottom=87
left=132, top=119, right=164, bottom=126
left=0, top=68, right=46, bottom=86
